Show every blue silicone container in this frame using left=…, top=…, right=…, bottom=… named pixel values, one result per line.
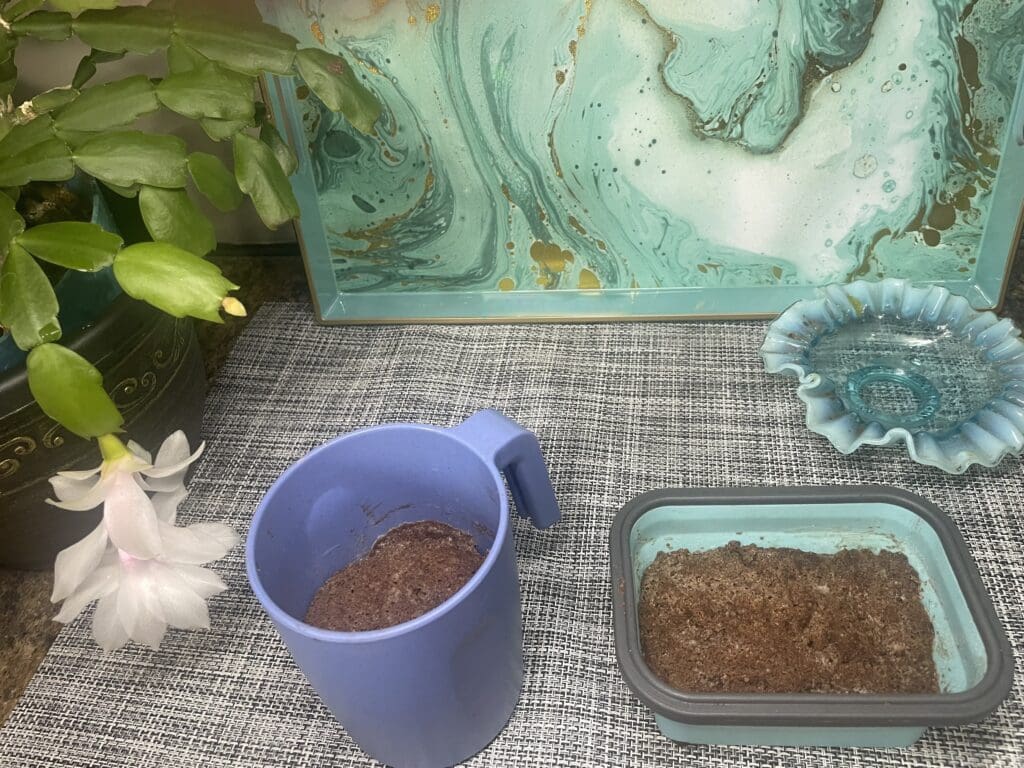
left=609, top=486, right=1013, bottom=749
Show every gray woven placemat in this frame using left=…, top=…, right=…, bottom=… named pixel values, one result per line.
left=1, top=302, right=1021, bottom=768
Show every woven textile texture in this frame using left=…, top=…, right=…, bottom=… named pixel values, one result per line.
left=1, top=303, right=1021, bottom=768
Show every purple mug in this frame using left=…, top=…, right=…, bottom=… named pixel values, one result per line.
left=246, top=410, right=560, bottom=767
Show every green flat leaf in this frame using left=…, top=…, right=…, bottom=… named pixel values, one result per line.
left=1, top=34, right=14, bottom=61
left=138, top=186, right=215, bottom=256
left=259, top=120, right=297, bottom=176
left=0, top=138, right=76, bottom=185
left=232, top=132, right=299, bottom=229
left=294, top=48, right=380, bottom=135
left=31, top=86, right=80, bottom=115
left=26, top=343, right=123, bottom=438
left=1, top=30, right=18, bottom=61
left=113, top=241, right=238, bottom=323
left=0, top=243, right=60, bottom=349
left=16, top=221, right=122, bottom=270
left=155, top=61, right=255, bottom=121
left=100, top=180, right=139, bottom=198
left=74, top=131, right=187, bottom=188
left=3, top=0, right=46, bottom=21
left=166, top=38, right=206, bottom=74
left=0, top=53, right=17, bottom=101
left=55, top=74, right=159, bottom=132
left=0, top=115, right=55, bottom=154
left=49, top=0, right=118, bottom=11
left=175, top=13, right=297, bottom=76
left=71, top=59, right=96, bottom=91
left=0, top=119, right=74, bottom=186
left=1, top=192, right=25, bottom=253
left=188, top=151, right=242, bottom=211
left=11, top=10, right=72, bottom=40
left=73, top=7, right=174, bottom=54
left=199, top=117, right=251, bottom=142
left=53, top=127, right=98, bottom=149
left=72, top=48, right=125, bottom=89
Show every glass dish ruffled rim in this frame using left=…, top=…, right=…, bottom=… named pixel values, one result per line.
left=761, top=278, right=1024, bottom=474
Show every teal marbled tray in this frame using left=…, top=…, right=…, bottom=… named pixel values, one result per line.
left=258, top=1, right=1024, bottom=322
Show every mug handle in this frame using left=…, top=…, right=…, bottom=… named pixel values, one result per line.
left=450, top=410, right=561, bottom=529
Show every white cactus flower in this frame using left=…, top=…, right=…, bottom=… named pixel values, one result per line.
left=47, top=431, right=238, bottom=652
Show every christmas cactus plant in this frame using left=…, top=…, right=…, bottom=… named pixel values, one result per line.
left=0, top=0, right=380, bottom=649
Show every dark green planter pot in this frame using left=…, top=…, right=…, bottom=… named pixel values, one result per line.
left=0, top=295, right=206, bottom=570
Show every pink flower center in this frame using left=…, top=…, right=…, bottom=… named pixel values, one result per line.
left=118, top=550, right=139, bottom=568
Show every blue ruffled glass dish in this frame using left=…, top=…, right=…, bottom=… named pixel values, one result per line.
left=761, top=279, right=1024, bottom=474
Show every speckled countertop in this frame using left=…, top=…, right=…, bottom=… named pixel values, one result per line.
left=2, top=241, right=1023, bottom=726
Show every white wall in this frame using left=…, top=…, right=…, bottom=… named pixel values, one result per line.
left=14, top=28, right=297, bottom=245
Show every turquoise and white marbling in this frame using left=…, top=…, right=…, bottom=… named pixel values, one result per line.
left=259, top=0, right=1023, bottom=302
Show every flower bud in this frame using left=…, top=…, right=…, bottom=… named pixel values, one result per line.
left=221, top=296, right=247, bottom=317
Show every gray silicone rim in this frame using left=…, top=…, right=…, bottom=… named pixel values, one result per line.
left=608, top=485, right=1013, bottom=728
